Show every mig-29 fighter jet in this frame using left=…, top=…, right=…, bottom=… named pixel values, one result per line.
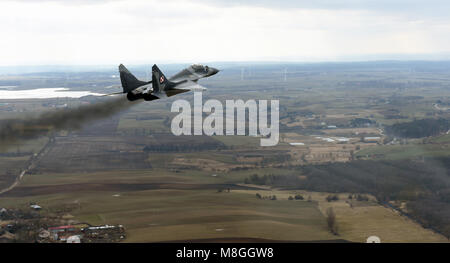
left=113, top=64, right=219, bottom=101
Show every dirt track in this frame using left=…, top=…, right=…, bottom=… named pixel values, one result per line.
left=0, top=170, right=26, bottom=195
left=0, top=137, right=53, bottom=195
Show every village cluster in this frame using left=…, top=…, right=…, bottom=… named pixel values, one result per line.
left=0, top=205, right=125, bottom=243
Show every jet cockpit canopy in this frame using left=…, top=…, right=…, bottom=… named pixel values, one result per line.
left=191, top=64, right=209, bottom=73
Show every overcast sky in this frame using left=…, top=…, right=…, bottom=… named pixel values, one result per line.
left=1, top=0, right=450, bottom=65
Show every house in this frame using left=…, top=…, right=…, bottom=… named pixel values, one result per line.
left=289, top=142, right=305, bottom=146
left=48, top=225, right=77, bottom=241
left=67, top=235, right=81, bottom=243
left=48, top=225, right=76, bottom=233
left=30, top=204, right=42, bottom=210
left=38, top=229, right=50, bottom=239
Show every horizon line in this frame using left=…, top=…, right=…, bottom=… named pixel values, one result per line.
left=2, top=59, right=450, bottom=68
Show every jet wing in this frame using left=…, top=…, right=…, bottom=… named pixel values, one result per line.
left=100, top=91, right=123, bottom=97
left=174, top=80, right=207, bottom=91
left=102, top=83, right=151, bottom=97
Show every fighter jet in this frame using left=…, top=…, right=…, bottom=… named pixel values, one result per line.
left=114, top=64, right=219, bottom=101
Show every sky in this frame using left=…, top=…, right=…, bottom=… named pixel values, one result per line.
left=1, top=0, right=450, bottom=65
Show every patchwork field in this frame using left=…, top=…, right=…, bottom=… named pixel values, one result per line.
left=1, top=61, right=450, bottom=242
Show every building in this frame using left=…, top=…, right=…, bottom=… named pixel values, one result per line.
left=289, top=142, right=305, bottom=146
left=67, top=235, right=81, bottom=243
left=364, top=137, right=381, bottom=142
left=38, top=229, right=50, bottom=239
left=48, top=225, right=77, bottom=241
left=30, top=204, right=41, bottom=210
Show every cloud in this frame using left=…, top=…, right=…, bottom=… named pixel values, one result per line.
left=11, top=0, right=121, bottom=5
left=0, top=0, right=449, bottom=65
left=198, top=0, right=450, bottom=15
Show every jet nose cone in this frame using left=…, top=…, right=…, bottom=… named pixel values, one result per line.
left=210, top=67, right=219, bottom=75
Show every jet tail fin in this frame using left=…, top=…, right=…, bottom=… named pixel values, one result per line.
left=151, top=64, right=192, bottom=97
left=152, top=64, right=173, bottom=93
left=119, top=64, right=150, bottom=93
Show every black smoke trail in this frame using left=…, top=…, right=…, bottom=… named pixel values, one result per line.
left=0, top=96, right=139, bottom=151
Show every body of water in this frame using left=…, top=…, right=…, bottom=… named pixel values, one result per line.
left=0, top=88, right=104, bottom=99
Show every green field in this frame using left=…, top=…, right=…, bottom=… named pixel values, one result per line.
left=431, top=134, right=450, bottom=143
left=355, top=142, right=450, bottom=160
left=117, top=118, right=169, bottom=134
left=0, top=179, right=336, bottom=242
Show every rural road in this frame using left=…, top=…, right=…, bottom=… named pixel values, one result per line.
left=0, top=137, right=53, bottom=196
left=0, top=170, right=27, bottom=195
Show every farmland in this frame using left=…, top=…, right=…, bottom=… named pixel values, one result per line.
left=1, top=61, right=450, bottom=242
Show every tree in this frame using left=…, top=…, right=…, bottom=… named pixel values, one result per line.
left=356, top=194, right=369, bottom=201
left=326, top=207, right=338, bottom=235
left=295, top=194, right=304, bottom=200
left=326, top=194, right=339, bottom=202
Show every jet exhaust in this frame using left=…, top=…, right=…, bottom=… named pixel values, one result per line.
left=0, top=96, right=138, bottom=151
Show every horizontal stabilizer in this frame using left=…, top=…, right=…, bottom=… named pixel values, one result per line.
left=119, top=64, right=150, bottom=93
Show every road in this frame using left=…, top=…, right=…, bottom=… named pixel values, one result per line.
left=0, top=170, right=27, bottom=195
left=0, top=137, right=53, bottom=195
